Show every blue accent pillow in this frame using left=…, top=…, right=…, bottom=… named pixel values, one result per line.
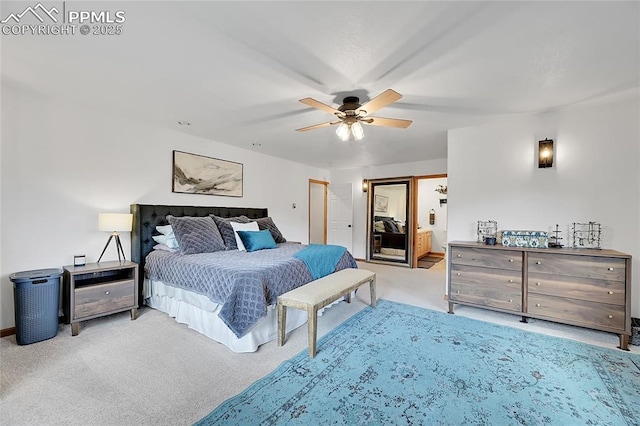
left=236, top=230, right=277, bottom=252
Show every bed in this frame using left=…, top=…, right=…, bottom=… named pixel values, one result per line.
left=374, top=215, right=407, bottom=250
left=130, top=204, right=357, bottom=352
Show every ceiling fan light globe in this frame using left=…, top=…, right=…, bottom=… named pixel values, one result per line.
left=352, top=122, right=365, bottom=140
left=336, top=122, right=350, bottom=141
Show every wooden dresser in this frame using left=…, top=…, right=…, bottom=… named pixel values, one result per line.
left=448, top=242, right=632, bottom=350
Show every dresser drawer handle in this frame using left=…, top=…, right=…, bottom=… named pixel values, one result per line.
left=535, top=261, right=541, bottom=265
left=608, top=315, right=614, bottom=319
left=608, top=267, right=614, bottom=271
left=456, top=290, right=461, bottom=294
left=535, top=303, right=541, bottom=307
left=508, top=259, right=514, bottom=263
left=535, top=282, right=541, bottom=286
left=508, top=279, right=514, bottom=283
left=456, top=254, right=461, bottom=258
left=456, top=272, right=461, bottom=276
left=608, top=291, right=614, bottom=295
left=508, top=299, right=513, bottom=303
left=105, top=291, right=110, bottom=295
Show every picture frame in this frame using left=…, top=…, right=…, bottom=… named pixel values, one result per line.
left=374, top=194, right=388, bottom=212
left=172, top=150, right=243, bottom=197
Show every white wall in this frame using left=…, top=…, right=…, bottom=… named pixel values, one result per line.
left=331, top=159, right=448, bottom=259
left=0, top=82, right=330, bottom=329
left=448, top=94, right=640, bottom=317
left=417, top=177, right=447, bottom=253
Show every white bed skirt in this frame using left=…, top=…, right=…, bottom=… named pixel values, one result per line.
left=144, top=279, right=344, bottom=353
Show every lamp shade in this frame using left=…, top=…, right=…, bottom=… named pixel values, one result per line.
left=351, top=122, right=364, bottom=140
left=98, top=213, right=132, bottom=232
left=335, top=122, right=350, bottom=141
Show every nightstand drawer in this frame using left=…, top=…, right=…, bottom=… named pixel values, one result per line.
left=74, top=279, right=135, bottom=319
left=450, top=247, right=521, bottom=271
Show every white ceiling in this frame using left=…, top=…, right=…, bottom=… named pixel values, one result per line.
left=2, top=1, right=639, bottom=169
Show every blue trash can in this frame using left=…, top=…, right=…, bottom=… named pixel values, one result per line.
left=9, top=268, right=63, bottom=345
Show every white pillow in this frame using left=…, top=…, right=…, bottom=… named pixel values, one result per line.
left=230, top=221, right=259, bottom=251
left=152, top=234, right=179, bottom=249
left=156, top=224, right=174, bottom=236
left=153, top=243, right=178, bottom=253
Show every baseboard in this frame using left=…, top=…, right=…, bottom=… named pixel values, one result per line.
left=428, top=252, right=445, bottom=258
left=1, top=327, right=16, bottom=337
left=354, top=257, right=366, bottom=262
left=1, top=316, right=66, bottom=338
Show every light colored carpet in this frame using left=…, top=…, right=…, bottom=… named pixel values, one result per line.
left=1, top=261, right=636, bottom=425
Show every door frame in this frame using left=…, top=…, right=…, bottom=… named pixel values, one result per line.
left=366, top=176, right=415, bottom=267
left=412, top=174, right=447, bottom=267
left=308, top=179, right=328, bottom=244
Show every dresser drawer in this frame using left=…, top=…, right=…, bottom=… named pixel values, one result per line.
left=450, top=268, right=521, bottom=313
left=451, top=264, right=521, bottom=288
left=449, top=283, right=521, bottom=312
left=528, top=294, right=625, bottom=331
left=528, top=273, right=625, bottom=305
left=528, top=254, right=626, bottom=282
left=450, top=247, right=521, bottom=271
left=74, top=279, right=135, bottom=319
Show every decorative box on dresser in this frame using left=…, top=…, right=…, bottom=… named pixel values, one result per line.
left=448, top=242, right=632, bottom=350
left=63, top=261, right=139, bottom=336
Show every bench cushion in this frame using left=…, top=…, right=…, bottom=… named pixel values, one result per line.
left=278, top=268, right=374, bottom=306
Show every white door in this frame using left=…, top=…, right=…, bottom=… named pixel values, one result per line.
left=327, top=183, right=353, bottom=252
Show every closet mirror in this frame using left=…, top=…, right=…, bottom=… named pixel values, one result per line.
left=367, top=177, right=413, bottom=266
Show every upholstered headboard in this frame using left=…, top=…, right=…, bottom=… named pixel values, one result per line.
left=130, top=204, right=268, bottom=304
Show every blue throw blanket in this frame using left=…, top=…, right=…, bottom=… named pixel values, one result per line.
left=294, top=244, right=348, bottom=279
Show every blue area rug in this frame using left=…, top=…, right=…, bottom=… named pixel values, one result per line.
left=196, top=300, right=640, bottom=425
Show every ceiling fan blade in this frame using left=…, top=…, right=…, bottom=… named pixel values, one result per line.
left=299, top=98, right=342, bottom=116
left=357, top=89, right=403, bottom=116
left=362, top=117, right=413, bottom=128
left=296, top=120, right=341, bottom=132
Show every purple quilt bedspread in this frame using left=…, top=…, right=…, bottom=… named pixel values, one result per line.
left=145, top=243, right=357, bottom=337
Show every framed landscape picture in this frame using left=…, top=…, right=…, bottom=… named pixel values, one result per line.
left=172, top=150, right=243, bottom=197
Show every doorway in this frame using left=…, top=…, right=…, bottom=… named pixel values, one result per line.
left=308, top=179, right=328, bottom=244
left=366, top=177, right=413, bottom=266
left=413, top=174, right=447, bottom=269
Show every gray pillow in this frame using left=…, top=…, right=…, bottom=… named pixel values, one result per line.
left=167, top=215, right=226, bottom=254
left=211, top=215, right=250, bottom=250
left=253, top=217, right=286, bottom=243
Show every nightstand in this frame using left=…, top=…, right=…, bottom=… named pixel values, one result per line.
left=373, top=234, right=382, bottom=253
left=63, top=261, right=138, bottom=336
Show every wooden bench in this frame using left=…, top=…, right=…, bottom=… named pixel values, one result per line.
left=277, top=268, right=376, bottom=358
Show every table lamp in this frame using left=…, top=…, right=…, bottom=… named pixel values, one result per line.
left=97, top=213, right=133, bottom=263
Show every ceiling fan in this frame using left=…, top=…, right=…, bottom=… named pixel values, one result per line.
left=296, top=89, right=412, bottom=141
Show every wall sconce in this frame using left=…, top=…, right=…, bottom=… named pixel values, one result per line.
left=362, top=179, right=369, bottom=192
left=538, top=138, right=554, bottom=168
